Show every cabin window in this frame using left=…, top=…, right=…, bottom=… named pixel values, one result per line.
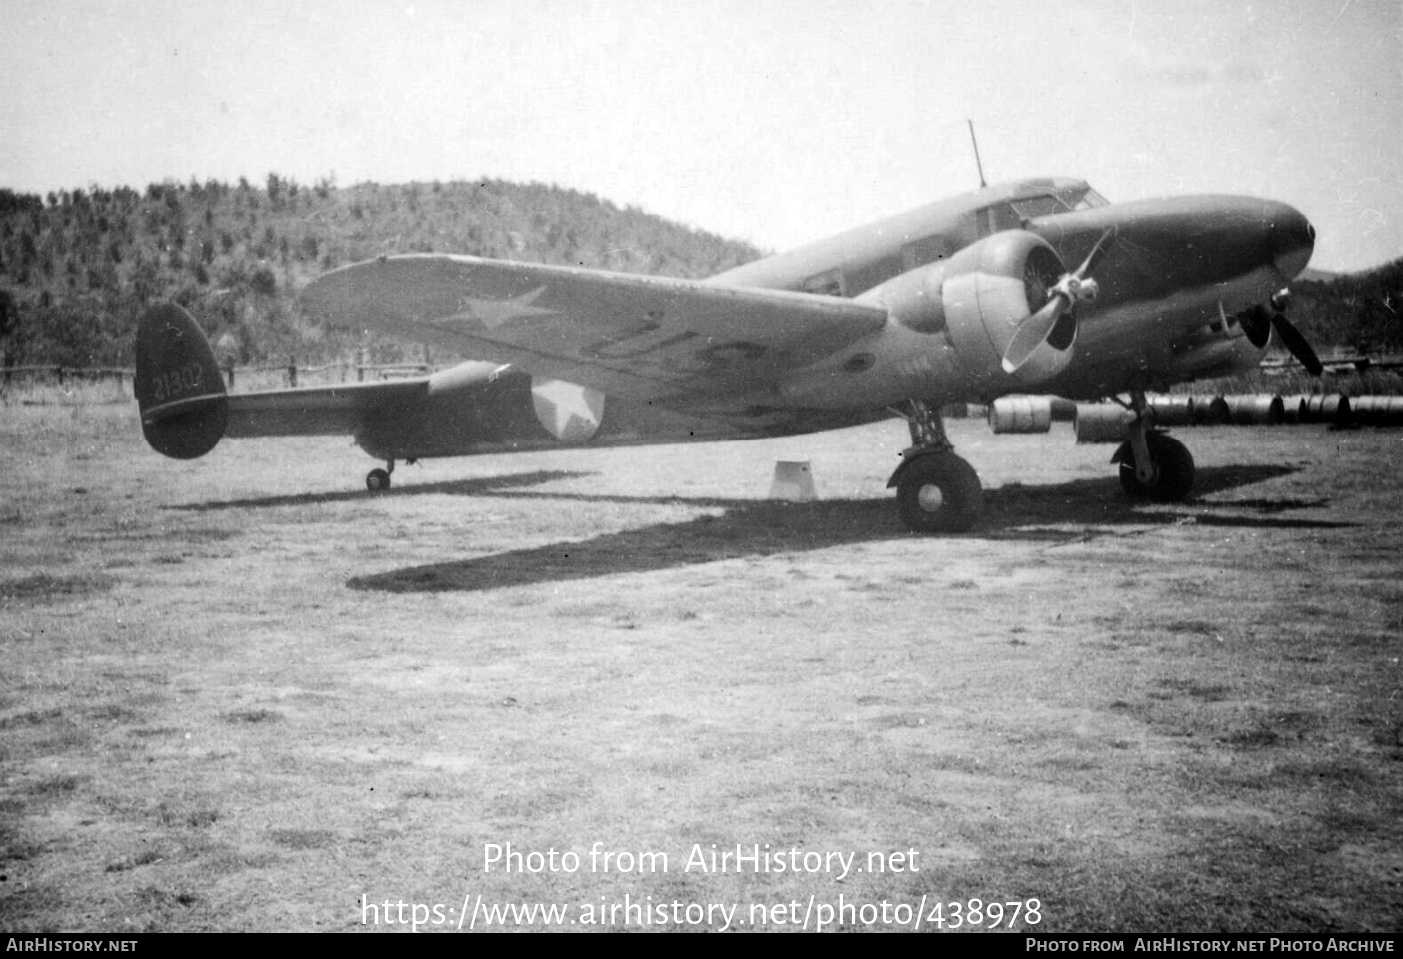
left=844, top=255, right=904, bottom=295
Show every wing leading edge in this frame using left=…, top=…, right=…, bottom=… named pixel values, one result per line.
left=300, top=255, right=888, bottom=408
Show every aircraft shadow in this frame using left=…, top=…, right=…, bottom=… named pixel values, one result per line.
left=173, top=470, right=592, bottom=512
left=349, top=464, right=1355, bottom=594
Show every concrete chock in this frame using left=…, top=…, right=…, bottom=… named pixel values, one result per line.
left=769, top=461, right=818, bottom=501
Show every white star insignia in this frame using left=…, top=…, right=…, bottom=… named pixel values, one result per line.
left=531, top=378, right=605, bottom=444
left=453, top=286, right=558, bottom=330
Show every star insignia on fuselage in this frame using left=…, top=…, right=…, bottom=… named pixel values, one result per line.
left=446, top=286, right=559, bottom=330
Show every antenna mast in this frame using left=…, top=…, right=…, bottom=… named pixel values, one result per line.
left=967, top=119, right=987, bottom=189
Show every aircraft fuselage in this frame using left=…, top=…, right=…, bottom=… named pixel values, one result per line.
left=136, top=176, right=1316, bottom=473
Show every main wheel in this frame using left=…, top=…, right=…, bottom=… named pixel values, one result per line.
left=366, top=467, right=392, bottom=492
left=1116, top=433, right=1194, bottom=501
left=896, top=453, right=983, bottom=533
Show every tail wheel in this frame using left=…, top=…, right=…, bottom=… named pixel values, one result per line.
left=1117, top=433, right=1195, bottom=501
left=896, top=453, right=983, bottom=533
left=366, top=468, right=392, bottom=492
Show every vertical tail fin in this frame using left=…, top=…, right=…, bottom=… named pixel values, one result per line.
left=134, top=303, right=229, bottom=459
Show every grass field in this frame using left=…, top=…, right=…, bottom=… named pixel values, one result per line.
left=1, top=395, right=1400, bottom=932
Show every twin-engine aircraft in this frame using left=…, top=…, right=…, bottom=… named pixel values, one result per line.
left=135, top=176, right=1317, bottom=532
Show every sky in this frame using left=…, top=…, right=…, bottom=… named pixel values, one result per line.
left=1, top=0, right=1399, bottom=272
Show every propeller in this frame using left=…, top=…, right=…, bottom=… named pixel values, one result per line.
left=1002, top=228, right=1116, bottom=376
left=1240, top=289, right=1323, bottom=376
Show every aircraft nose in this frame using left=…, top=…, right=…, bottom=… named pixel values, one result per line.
left=1269, top=202, right=1315, bottom=279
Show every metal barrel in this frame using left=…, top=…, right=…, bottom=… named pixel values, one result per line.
left=1350, top=395, right=1403, bottom=426
left=1190, top=396, right=1231, bottom=425
left=1300, top=394, right=1353, bottom=424
left=1146, top=395, right=1195, bottom=426
left=1074, top=403, right=1133, bottom=443
left=988, top=395, right=1054, bottom=434
left=1225, top=395, right=1285, bottom=425
left=1280, top=396, right=1310, bottom=424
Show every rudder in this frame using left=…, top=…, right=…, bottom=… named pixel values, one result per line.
left=134, top=303, right=228, bottom=459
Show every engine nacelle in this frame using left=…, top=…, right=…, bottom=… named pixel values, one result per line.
left=1160, top=303, right=1272, bottom=382
left=878, top=230, right=1074, bottom=390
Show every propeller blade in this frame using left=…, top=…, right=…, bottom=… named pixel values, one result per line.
left=1074, top=227, right=1118, bottom=279
left=1001, top=297, right=1066, bottom=374
left=1270, top=312, right=1324, bottom=376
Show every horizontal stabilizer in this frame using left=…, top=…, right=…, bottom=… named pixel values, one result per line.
left=134, top=303, right=229, bottom=459
left=224, top=379, right=428, bottom=439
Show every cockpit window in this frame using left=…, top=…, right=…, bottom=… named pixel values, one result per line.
left=1069, top=187, right=1110, bottom=210
left=1010, top=195, right=1068, bottom=219
left=1037, top=184, right=1111, bottom=212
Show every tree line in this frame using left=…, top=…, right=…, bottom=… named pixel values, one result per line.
left=0, top=177, right=762, bottom=369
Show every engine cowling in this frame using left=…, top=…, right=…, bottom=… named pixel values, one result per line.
left=878, top=230, right=1075, bottom=390
left=781, top=231, right=1079, bottom=410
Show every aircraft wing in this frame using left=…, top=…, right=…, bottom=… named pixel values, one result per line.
left=300, top=255, right=888, bottom=406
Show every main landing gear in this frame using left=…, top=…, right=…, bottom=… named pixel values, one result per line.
left=1110, top=392, right=1195, bottom=502
left=887, top=400, right=983, bottom=534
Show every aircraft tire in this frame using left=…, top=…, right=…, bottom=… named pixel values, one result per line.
left=366, top=468, right=392, bottom=492
left=1117, top=434, right=1194, bottom=501
left=896, top=453, right=983, bottom=534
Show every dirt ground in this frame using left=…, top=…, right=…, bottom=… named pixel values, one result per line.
left=1, top=398, right=1400, bottom=932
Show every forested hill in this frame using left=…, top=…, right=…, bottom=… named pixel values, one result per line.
left=1290, top=258, right=1403, bottom=356
left=0, top=177, right=764, bottom=367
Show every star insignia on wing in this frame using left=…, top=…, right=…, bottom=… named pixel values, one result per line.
left=447, top=286, right=559, bottom=330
